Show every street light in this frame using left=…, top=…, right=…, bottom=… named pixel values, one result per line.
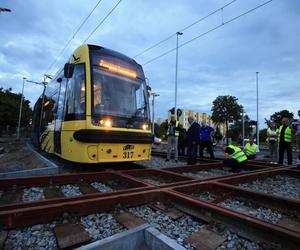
left=17, top=77, right=26, bottom=139
left=256, top=72, right=259, bottom=149
left=150, top=92, right=160, bottom=135
left=242, top=110, right=245, bottom=148
left=16, top=77, right=49, bottom=139
left=174, top=31, right=183, bottom=119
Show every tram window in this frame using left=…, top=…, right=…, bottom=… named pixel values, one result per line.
left=41, top=91, right=59, bottom=127
left=93, top=68, right=139, bottom=117
left=65, top=63, right=86, bottom=120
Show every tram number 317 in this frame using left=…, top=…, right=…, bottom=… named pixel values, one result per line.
left=123, top=151, right=134, bottom=159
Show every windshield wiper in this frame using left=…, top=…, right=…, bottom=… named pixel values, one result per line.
left=129, top=106, right=146, bottom=121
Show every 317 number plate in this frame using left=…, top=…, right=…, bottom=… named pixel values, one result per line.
left=123, top=151, right=134, bottom=159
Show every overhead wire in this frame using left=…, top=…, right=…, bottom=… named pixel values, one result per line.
left=133, top=0, right=238, bottom=59
left=83, top=0, right=122, bottom=43
left=142, top=0, right=273, bottom=66
left=47, top=0, right=104, bottom=71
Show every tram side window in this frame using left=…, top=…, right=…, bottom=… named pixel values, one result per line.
left=65, top=64, right=86, bottom=120
left=41, top=91, right=59, bottom=127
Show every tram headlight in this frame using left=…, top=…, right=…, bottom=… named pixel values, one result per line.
left=99, top=119, right=112, bottom=127
left=104, top=119, right=112, bottom=127
left=142, top=123, right=148, bottom=130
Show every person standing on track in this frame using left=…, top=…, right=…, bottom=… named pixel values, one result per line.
left=186, top=116, right=200, bottom=165
left=278, top=117, right=294, bottom=166
left=199, top=122, right=215, bottom=159
left=165, top=115, right=180, bottom=162
left=267, top=121, right=278, bottom=164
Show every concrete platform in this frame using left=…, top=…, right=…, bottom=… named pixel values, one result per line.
left=76, top=224, right=185, bottom=250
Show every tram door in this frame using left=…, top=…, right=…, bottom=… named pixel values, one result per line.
left=54, top=78, right=67, bottom=154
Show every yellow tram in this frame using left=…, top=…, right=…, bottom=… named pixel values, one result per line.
left=32, top=44, right=153, bottom=163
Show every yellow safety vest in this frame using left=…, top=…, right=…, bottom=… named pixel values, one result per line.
left=245, top=143, right=257, bottom=156
left=278, top=125, right=292, bottom=143
left=228, top=145, right=247, bottom=163
left=167, top=120, right=179, bottom=137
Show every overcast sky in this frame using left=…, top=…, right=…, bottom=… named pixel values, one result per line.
left=0, top=0, right=299, bottom=127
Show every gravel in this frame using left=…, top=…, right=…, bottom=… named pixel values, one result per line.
left=80, top=213, right=125, bottom=241
left=4, top=223, right=57, bottom=250
left=219, top=199, right=284, bottom=224
left=192, top=191, right=216, bottom=201
left=3, top=212, right=126, bottom=249
left=238, top=175, right=300, bottom=199
left=129, top=205, right=203, bottom=249
left=60, top=184, right=82, bottom=197
left=216, top=232, right=262, bottom=250
left=138, top=175, right=173, bottom=185
left=22, top=187, right=45, bottom=202
left=138, top=156, right=186, bottom=168
left=90, top=182, right=113, bottom=192
left=183, top=168, right=233, bottom=179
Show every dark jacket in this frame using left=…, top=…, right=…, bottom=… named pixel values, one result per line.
left=186, top=122, right=200, bottom=145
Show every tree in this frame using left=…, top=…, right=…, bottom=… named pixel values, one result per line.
left=211, top=95, right=243, bottom=145
left=0, top=87, right=32, bottom=136
left=228, top=114, right=253, bottom=143
left=266, top=110, right=294, bottom=126
left=259, top=128, right=268, bottom=144
left=154, top=120, right=168, bottom=139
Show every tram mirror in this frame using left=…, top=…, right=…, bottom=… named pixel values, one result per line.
left=57, top=78, right=62, bottom=83
left=64, top=63, right=74, bottom=78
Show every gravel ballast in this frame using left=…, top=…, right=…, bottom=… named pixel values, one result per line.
left=219, top=198, right=284, bottom=224
left=238, top=175, right=300, bottom=199
left=129, top=205, right=203, bottom=249
left=3, top=212, right=126, bottom=249
left=80, top=213, right=125, bottom=241
left=90, top=182, right=113, bottom=192
left=22, top=187, right=45, bottom=202
left=183, top=168, right=233, bottom=179
left=60, top=184, right=82, bottom=197
left=4, top=223, right=57, bottom=250
left=138, top=156, right=186, bottom=168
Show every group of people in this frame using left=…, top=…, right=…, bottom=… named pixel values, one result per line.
left=165, top=110, right=300, bottom=170
left=267, top=111, right=300, bottom=166
left=165, top=115, right=215, bottom=164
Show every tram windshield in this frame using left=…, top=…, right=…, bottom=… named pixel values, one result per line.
left=92, top=57, right=149, bottom=120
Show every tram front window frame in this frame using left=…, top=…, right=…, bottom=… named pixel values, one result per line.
left=91, top=54, right=150, bottom=126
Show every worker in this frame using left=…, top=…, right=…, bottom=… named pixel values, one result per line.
left=223, top=144, right=248, bottom=172
left=278, top=117, right=294, bottom=166
left=243, top=138, right=259, bottom=160
left=166, top=114, right=180, bottom=162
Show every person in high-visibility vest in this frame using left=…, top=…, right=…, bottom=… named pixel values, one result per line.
left=223, top=144, right=247, bottom=172
left=243, top=138, right=259, bottom=160
left=278, top=117, right=294, bottom=165
left=166, top=115, right=180, bottom=162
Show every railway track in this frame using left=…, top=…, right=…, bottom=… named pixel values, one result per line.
left=0, top=159, right=299, bottom=249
